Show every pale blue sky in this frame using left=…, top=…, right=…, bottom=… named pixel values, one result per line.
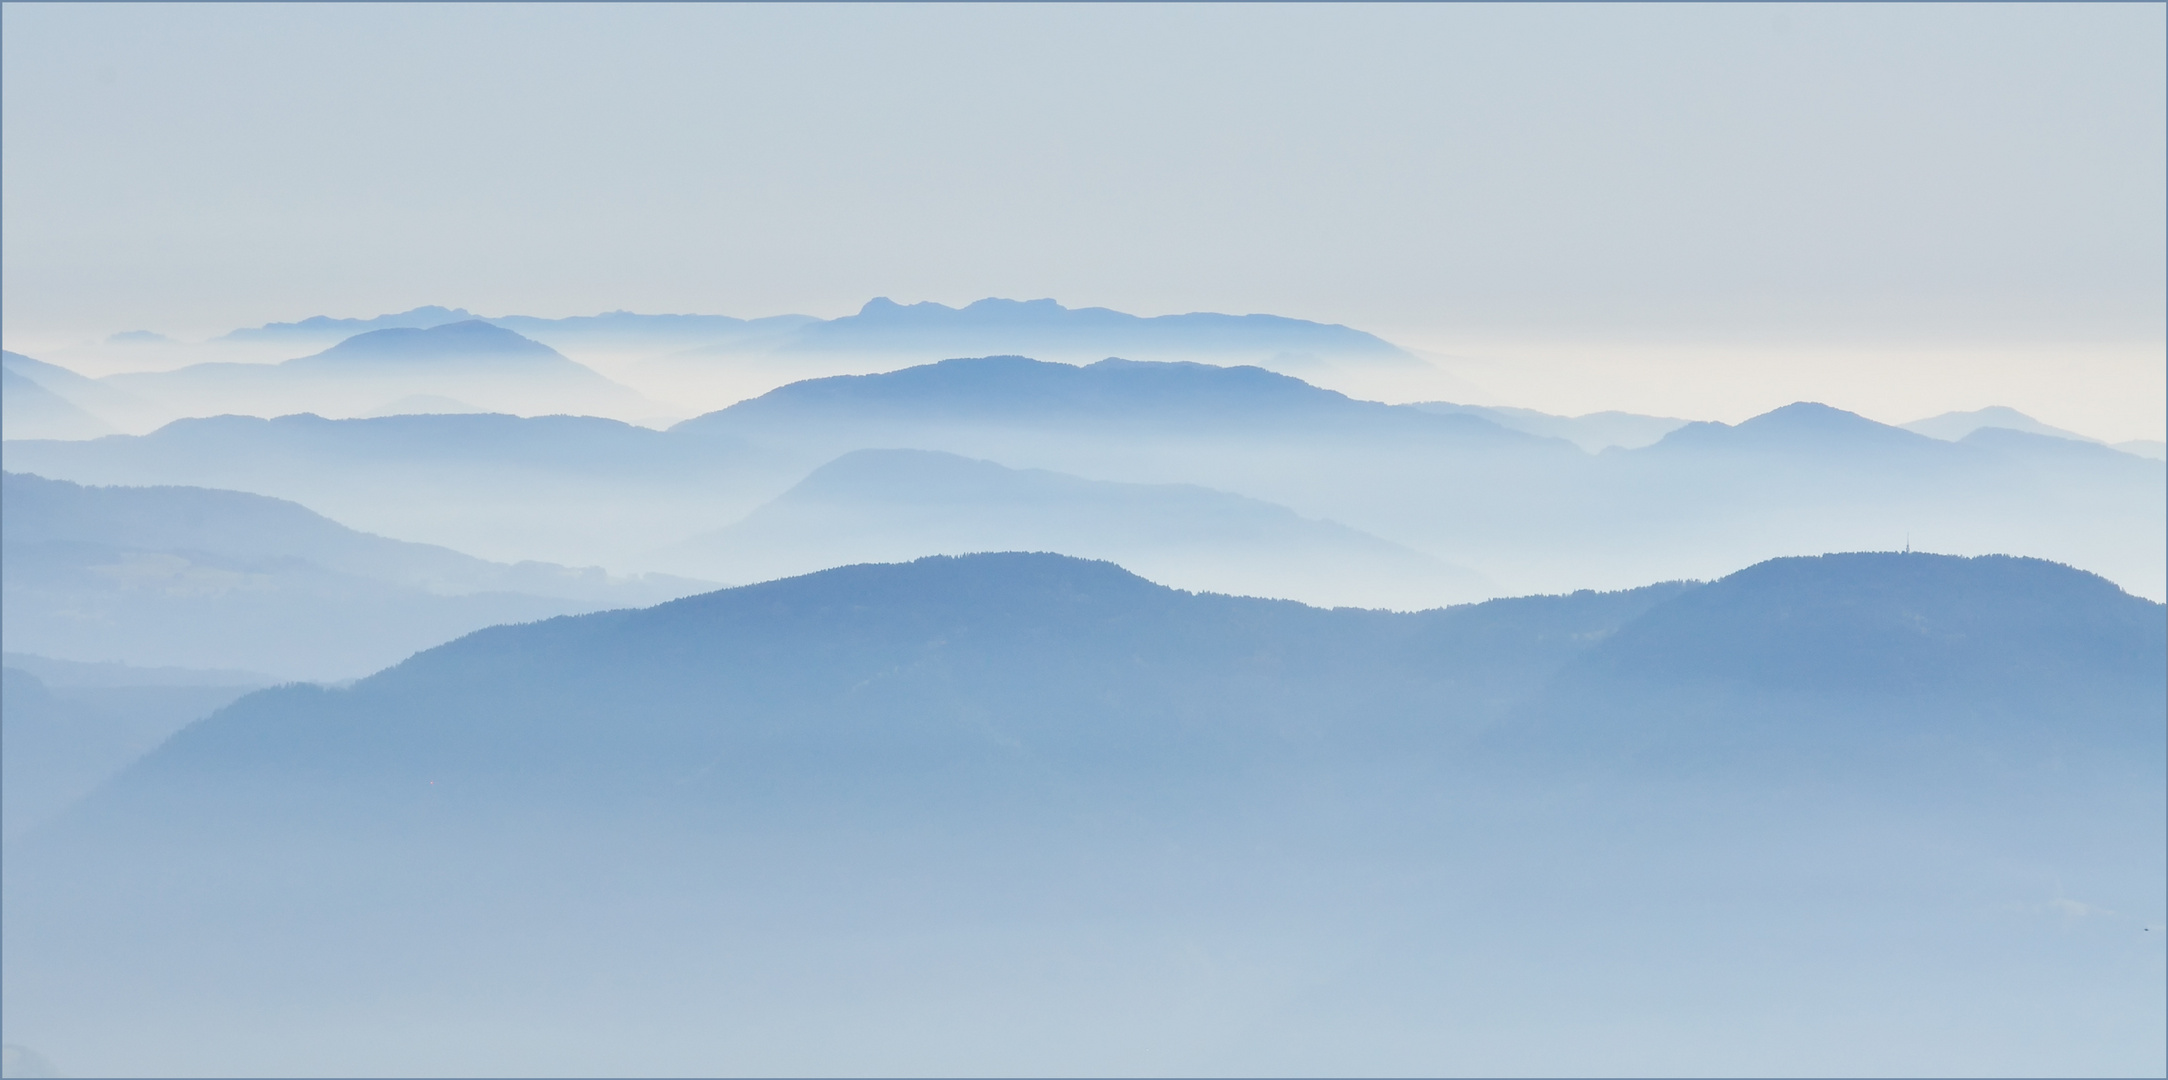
left=4, top=3, right=2163, bottom=433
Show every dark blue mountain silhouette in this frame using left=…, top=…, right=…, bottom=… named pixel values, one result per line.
left=46, top=549, right=2155, bottom=826
left=1506, top=553, right=2166, bottom=782
left=73, top=552, right=1686, bottom=814
left=1572, top=551, right=2161, bottom=694
left=7, top=550, right=2158, bottom=1076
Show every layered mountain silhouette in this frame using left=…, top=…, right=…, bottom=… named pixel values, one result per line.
left=778, top=296, right=1411, bottom=363
left=7, top=550, right=2158, bottom=1075
left=1, top=351, right=144, bottom=438
left=7, top=358, right=2161, bottom=602
left=1, top=411, right=761, bottom=566
left=652, top=448, right=1485, bottom=608
left=1, top=367, right=108, bottom=441
left=671, top=355, right=1551, bottom=470
left=1, top=471, right=711, bottom=679
left=621, top=296, right=1462, bottom=404
left=169, top=297, right=1455, bottom=409
left=62, top=549, right=2149, bottom=821
left=1903, top=404, right=2100, bottom=444
left=1900, top=404, right=2167, bottom=461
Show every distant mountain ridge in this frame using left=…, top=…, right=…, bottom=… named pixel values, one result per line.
left=1650, top=401, right=1940, bottom=455
left=1903, top=405, right=2097, bottom=444
left=1, top=471, right=711, bottom=679
left=101, top=321, right=653, bottom=423
left=6, top=356, right=2161, bottom=602
left=286, top=319, right=573, bottom=370
left=207, top=297, right=1412, bottom=367
left=2, top=367, right=109, bottom=441
left=217, top=305, right=479, bottom=342
left=653, top=447, right=1486, bottom=608
left=778, top=296, right=1412, bottom=359
left=2, top=351, right=141, bottom=439
left=676, top=355, right=1545, bottom=447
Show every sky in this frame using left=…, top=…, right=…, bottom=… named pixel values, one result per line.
left=3, top=2, right=2162, bottom=438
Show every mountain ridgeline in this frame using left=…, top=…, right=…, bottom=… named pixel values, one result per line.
left=7, top=549, right=2160, bottom=1075
left=9, top=353, right=2159, bottom=604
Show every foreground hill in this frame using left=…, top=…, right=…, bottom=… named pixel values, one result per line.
left=6, top=550, right=2158, bottom=1076
left=1, top=472, right=710, bottom=679
left=2, top=659, right=269, bottom=842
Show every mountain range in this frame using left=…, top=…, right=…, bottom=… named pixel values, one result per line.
left=6, top=549, right=2158, bottom=1076
left=1904, top=404, right=2167, bottom=459
left=214, top=305, right=483, bottom=343
left=18, top=297, right=1468, bottom=416
left=8, top=355, right=2160, bottom=602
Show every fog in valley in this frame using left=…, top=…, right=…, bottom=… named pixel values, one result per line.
left=3, top=4, right=2162, bottom=1077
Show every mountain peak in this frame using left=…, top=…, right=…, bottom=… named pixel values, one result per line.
left=1649, top=401, right=1933, bottom=454
left=287, top=320, right=566, bottom=367
left=1738, top=401, right=1881, bottom=430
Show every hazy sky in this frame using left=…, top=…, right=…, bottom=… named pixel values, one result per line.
left=4, top=3, right=2163, bottom=435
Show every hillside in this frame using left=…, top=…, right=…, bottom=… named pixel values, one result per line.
left=2, top=662, right=266, bottom=842
left=6, top=549, right=2157, bottom=1076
